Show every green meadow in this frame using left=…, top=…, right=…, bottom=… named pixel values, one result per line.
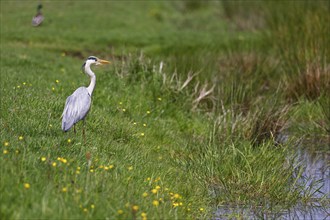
left=1, top=1, right=329, bottom=219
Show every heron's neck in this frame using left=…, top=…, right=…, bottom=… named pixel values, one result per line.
left=85, top=65, right=96, bottom=96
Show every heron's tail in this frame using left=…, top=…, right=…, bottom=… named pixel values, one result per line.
left=62, top=122, right=74, bottom=132
left=62, top=115, right=74, bottom=132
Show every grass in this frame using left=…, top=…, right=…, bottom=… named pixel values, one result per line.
left=1, top=1, right=329, bottom=219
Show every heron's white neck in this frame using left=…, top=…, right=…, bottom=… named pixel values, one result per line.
left=85, top=65, right=96, bottom=96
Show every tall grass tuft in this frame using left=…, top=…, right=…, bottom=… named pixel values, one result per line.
left=249, top=102, right=290, bottom=145
left=283, top=59, right=330, bottom=102
left=265, top=1, right=330, bottom=101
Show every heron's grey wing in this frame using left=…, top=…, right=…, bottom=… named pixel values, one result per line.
left=61, top=87, right=91, bottom=132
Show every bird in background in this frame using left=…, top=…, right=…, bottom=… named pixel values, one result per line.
left=62, top=56, right=110, bottom=141
left=32, top=4, right=44, bottom=27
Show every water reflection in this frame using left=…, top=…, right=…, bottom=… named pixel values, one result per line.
left=214, top=142, right=330, bottom=219
left=295, top=145, right=329, bottom=199
left=214, top=204, right=329, bottom=219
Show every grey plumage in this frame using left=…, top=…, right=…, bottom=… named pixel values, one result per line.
left=62, top=87, right=91, bottom=132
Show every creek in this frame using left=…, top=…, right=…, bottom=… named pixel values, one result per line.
left=214, top=139, right=330, bottom=219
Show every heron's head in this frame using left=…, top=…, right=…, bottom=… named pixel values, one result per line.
left=82, top=56, right=111, bottom=72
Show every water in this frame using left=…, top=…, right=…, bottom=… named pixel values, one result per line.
left=214, top=141, right=330, bottom=220
left=295, top=145, right=329, bottom=198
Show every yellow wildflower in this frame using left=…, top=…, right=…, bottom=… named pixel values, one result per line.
left=173, top=202, right=179, bottom=208
left=62, top=187, right=67, bottom=192
left=76, top=170, right=80, bottom=174
left=132, top=205, right=139, bottom=212
left=24, top=183, right=30, bottom=189
left=155, top=185, right=161, bottom=190
left=140, top=132, right=145, bottom=136
left=158, top=97, right=162, bottom=101
left=141, top=212, right=147, bottom=217
left=52, top=87, right=55, bottom=91
left=199, top=208, right=204, bottom=211
left=152, top=200, right=159, bottom=207
left=55, top=79, right=60, bottom=83
left=18, top=136, right=23, bottom=141
left=23, top=82, right=26, bottom=85
left=4, top=142, right=9, bottom=147
left=128, top=166, right=133, bottom=171
left=142, top=192, right=148, bottom=197
left=143, top=123, right=147, bottom=127
left=109, top=165, right=114, bottom=169
left=117, top=209, right=124, bottom=215
left=122, top=108, right=126, bottom=112
left=52, top=162, right=57, bottom=167
left=151, top=189, right=157, bottom=194
left=83, top=208, right=88, bottom=212
left=67, top=139, right=71, bottom=143
left=174, top=193, right=180, bottom=199
left=3, top=150, right=8, bottom=154
left=41, top=157, right=46, bottom=161
left=146, top=111, right=151, bottom=114
left=91, top=204, right=95, bottom=209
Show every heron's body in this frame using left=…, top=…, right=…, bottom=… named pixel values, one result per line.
left=62, top=87, right=91, bottom=132
left=61, top=56, right=110, bottom=134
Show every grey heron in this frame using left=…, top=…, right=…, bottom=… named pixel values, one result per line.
left=61, top=56, right=110, bottom=138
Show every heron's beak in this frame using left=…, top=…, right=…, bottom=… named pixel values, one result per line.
left=98, top=59, right=111, bottom=65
